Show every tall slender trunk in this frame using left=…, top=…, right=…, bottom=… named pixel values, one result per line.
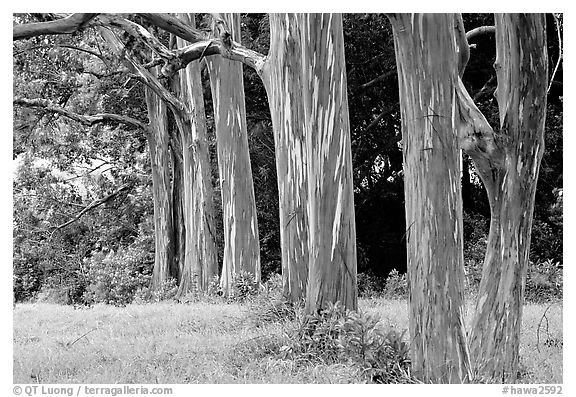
left=145, top=86, right=177, bottom=290
left=465, top=14, right=548, bottom=382
left=299, top=13, right=357, bottom=313
left=206, top=13, right=261, bottom=295
left=173, top=13, right=219, bottom=295
left=260, top=13, right=309, bottom=302
left=171, top=135, right=185, bottom=283
left=388, top=13, right=471, bottom=383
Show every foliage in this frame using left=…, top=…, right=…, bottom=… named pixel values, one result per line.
left=12, top=13, right=562, bottom=305
left=278, top=302, right=415, bottom=383
left=82, top=233, right=154, bottom=306
left=230, top=271, right=261, bottom=301
left=463, top=212, right=489, bottom=293
left=525, top=259, right=563, bottom=303
left=382, top=269, right=408, bottom=299
left=357, top=271, right=386, bottom=298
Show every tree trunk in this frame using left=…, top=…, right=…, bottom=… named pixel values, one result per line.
left=206, top=13, right=261, bottom=295
left=173, top=13, right=219, bottom=295
left=465, top=14, right=548, bottom=382
left=170, top=134, right=185, bottom=283
left=145, top=86, right=177, bottom=290
left=299, top=13, right=357, bottom=313
left=260, top=13, right=309, bottom=302
left=389, top=13, right=471, bottom=383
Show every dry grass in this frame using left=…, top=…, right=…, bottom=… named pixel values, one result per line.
left=13, top=298, right=562, bottom=384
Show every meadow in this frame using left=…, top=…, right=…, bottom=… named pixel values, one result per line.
left=13, top=298, right=562, bottom=384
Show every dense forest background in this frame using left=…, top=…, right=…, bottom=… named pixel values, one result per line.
left=13, top=13, right=563, bottom=304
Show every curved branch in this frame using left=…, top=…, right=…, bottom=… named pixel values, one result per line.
left=13, top=13, right=99, bottom=40
left=13, top=44, right=104, bottom=61
left=466, top=25, right=495, bottom=41
left=14, top=97, right=147, bottom=130
left=354, top=68, right=397, bottom=92
left=51, top=184, right=132, bottom=234
left=548, top=13, right=562, bottom=93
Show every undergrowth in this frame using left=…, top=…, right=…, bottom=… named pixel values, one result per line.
left=246, top=300, right=416, bottom=383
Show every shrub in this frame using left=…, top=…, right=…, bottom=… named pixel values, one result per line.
left=463, top=212, right=489, bottom=293
left=383, top=269, right=408, bottom=299
left=230, top=271, right=260, bottom=301
left=82, top=248, right=152, bottom=306
left=525, top=259, right=563, bottom=303
left=133, top=278, right=179, bottom=304
left=279, top=302, right=415, bottom=383
left=357, top=271, right=386, bottom=298
left=13, top=255, right=43, bottom=302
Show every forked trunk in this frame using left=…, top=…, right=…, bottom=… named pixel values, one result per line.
left=466, top=14, right=547, bottom=382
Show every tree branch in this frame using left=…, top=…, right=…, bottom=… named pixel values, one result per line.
left=98, top=27, right=188, bottom=115
left=454, top=78, right=506, bottom=195
left=51, top=184, right=132, bottom=234
left=354, top=68, right=397, bottom=93
left=13, top=13, right=100, bottom=40
left=454, top=14, right=470, bottom=78
left=13, top=97, right=147, bottom=130
left=466, top=25, right=495, bottom=41
left=548, top=13, right=562, bottom=94
left=13, top=44, right=105, bottom=61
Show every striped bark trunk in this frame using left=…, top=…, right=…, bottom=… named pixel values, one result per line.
left=206, top=13, right=261, bottom=295
left=466, top=14, right=548, bottom=382
left=260, top=14, right=309, bottom=302
left=389, top=13, right=472, bottom=383
left=145, top=86, right=177, bottom=290
left=299, top=13, right=357, bottom=313
left=173, top=13, right=219, bottom=295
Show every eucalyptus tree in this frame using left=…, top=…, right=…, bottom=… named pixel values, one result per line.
left=388, top=13, right=548, bottom=382
left=206, top=13, right=261, bottom=294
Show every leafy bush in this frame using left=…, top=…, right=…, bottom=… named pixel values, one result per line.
left=525, top=259, right=563, bottom=303
left=133, top=278, right=179, bottom=304
left=230, top=271, right=261, bottom=301
left=13, top=255, right=43, bottom=302
left=383, top=269, right=408, bottom=299
left=463, top=212, right=489, bottom=293
left=82, top=247, right=152, bottom=306
left=530, top=219, right=562, bottom=264
left=279, top=302, right=415, bottom=383
left=357, top=271, right=386, bottom=298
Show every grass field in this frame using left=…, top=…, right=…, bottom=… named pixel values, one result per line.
left=13, top=298, right=562, bottom=384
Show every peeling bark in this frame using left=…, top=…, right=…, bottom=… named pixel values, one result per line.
left=206, top=13, right=261, bottom=295
left=299, top=13, right=357, bottom=313
left=465, top=14, right=548, bottom=382
left=173, top=13, right=219, bottom=295
left=260, top=14, right=309, bottom=302
left=389, top=13, right=471, bottom=383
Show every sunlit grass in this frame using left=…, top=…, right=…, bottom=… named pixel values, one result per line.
left=13, top=298, right=562, bottom=384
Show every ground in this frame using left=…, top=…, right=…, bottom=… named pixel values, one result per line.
left=13, top=299, right=562, bottom=384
